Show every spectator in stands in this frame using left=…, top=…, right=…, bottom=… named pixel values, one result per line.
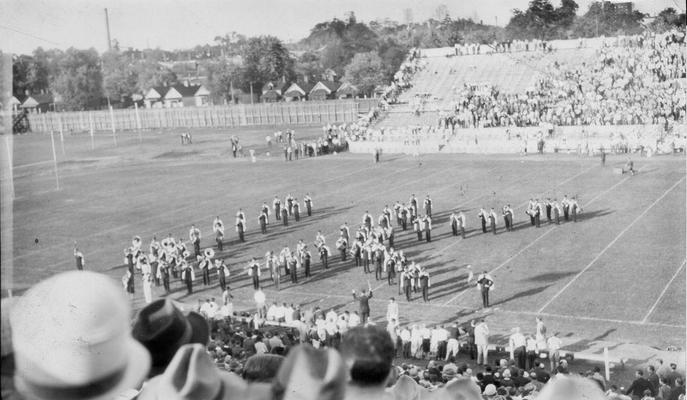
left=668, top=378, right=685, bottom=400
left=627, top=370, right=656, bottom=398
left=10, top=271, right=151, bottom=400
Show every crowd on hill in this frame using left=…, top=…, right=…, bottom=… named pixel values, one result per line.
left=442, top=30, right=686, bottom=130
left=3, top=274, right=685, bottom=400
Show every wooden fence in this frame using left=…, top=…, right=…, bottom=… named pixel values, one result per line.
left=25, top=99, right=379, bottom=133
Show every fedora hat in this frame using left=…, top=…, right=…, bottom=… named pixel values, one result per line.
left=132, top=298, right=209, bottom=376
left=274, top=344, right=346, bottom=400
left=138, top=344, right=272, bottom=400
left=11, top=271, right=150, bottom=400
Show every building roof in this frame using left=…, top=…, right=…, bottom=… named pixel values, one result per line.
left=21, top=93, right=54, bottom=107
left=310, top=81, right=341, bottom=94
left=171, top=84, right=203, bottom=98
left=262, top=81, right=289, bottom=94
left=283, top=81, right=315, bottom=97
left=337, top=82, right=359, bottom=95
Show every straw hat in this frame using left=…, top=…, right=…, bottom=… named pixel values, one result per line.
left=11, top=271, right=150, bottom=400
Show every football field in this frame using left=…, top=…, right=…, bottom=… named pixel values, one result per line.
left=3, top=127, right=685, bottom=357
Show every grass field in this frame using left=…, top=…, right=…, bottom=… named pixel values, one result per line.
left=3, top=127, right=685, bottom=364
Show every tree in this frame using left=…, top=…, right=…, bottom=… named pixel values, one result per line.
left=240, top=36, right=294, bottom=92
left=344, top=51, right=385, bottom=97
left=648, top=8, right=687, bottom=33
left=134, top=59, right=177, bottom=93
left=102, top=49, right=138, bottom=103
left=572, top=1, right=646, bottom=37
left=51, top=48, right=103, bottom=110
left=294, top=51, right=324, bottom=82
left=205, top=59, right=242, bottom=103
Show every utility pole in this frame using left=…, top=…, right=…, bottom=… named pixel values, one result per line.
left=105, top=8, right=112, bottom=51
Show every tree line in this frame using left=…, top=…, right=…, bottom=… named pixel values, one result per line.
left=12, top=2, right=685, bottom=111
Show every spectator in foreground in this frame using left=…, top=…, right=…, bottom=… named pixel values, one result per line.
left=138, top=343, right=272, bottom=400
left=242, top=354, right=284, bottom=383
left=340, top=325, right=396, bottom=400
left=627, top=370, right=656, bottom=398
left=132, top=298, right=209, bottom=377
left=10, top=271, right=151, bottom=400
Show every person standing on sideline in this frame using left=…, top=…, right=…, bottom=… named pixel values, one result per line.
left=601, top=149, right=606, bottom=166
left=303, top=193, right=313, bottom=216
left=473, top=319, right=490, bottom=366
left=545, top=198, right=552, bottom=222
left=478, top=208, right=488, bottom=233
left=535, top=316, right=547, bottom=347
left=213, top=216, right=225, bottom=251
left=352, top=287, right=373, bottom=324
left=273, top=196, right=282, bottom=221
left=74, top=246, right=85, bottom=270
left=386, top=297, right=399, bottom=324
left=509, top=327, right=527, bottom=370
left=552, top=199, right=562, bottom=225
left=503, top=204, right=514, bottom=232
left=547, top=332, right=562, bottom=371
left=189, top=225, right=201, bottom=257
left=562, top=195, right=570, bottom=221
left=476, top=271, right=494, bottom=308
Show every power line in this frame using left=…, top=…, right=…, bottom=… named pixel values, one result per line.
left=0, top=24, right=65, bottom=47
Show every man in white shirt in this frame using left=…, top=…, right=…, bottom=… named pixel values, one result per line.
left=274, top=303, right=287, bottom=323
left=473, top=319, right=489, bottom=366
left=547, top=332, right=563, bottom=371
left=400, top=326, right=412, bottom=358
left=436, top=324, right=450, bottom=360
left=386, top=297, right=399, bottom=324
left=348, top=311, right=361, bottom=328
left=509, top=327, right=527, bottom=369
left=266, top=302, right=279, bottom=321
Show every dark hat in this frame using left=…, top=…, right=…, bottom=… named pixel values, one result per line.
left=132, top=299, right=209, bottom=376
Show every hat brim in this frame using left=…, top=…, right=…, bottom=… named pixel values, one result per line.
left=15, top=337, right=150, bottom=400
left=186, top=312, right=210, bottom=347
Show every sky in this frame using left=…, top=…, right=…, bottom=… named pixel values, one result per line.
left=0, top=0, right=680, bottom=55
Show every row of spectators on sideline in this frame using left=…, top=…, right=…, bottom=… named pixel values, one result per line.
left=2, top=271, right=685, bottom=400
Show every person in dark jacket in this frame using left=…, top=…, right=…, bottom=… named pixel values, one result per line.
left=626, top=370, right=654, bottom=398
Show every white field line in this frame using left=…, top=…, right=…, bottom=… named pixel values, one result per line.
left=537, top=176, right=686, bottom=313
left=641, top=259, right=686, bottom=324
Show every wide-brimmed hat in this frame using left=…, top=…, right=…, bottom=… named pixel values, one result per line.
left=204, top=248, right=215, bottom=258
left=11, top=271, right=151, bottom=400
left=132, top=298, right=209, bottom=376
left=274, top=344, right=346, bottom=400
left=138, top=344, right=272, bottom=400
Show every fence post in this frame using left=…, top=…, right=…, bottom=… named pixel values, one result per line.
left=89, top=112, right=95, bottom=150
left=50, top=130, right=60, bottom=190
left=109, top=106, right=117, bottom=146
left=4, top=135, right=14, bottom=200
left=58, top=113, right=66, bottom=155
left=603, top=347, right=610, bottom=381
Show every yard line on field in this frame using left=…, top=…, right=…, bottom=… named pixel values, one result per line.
left=441, top=174, right=633, bottom=306
left=500, top=309, right=686, bottom=329
left=641, top=259, right=686, bottom=324
left=537, top=176, right=686, bottom=314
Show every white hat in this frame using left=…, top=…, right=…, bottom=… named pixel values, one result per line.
left=11, top=271, right=151, bottom=400
left=203, top=248, right=215, bottom=259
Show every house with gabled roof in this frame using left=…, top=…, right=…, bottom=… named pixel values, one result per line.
left=336, top=82, right=360, bottom=99
left=261, top=81, right=290, bottom=103
left=282, top=81, right=315, bottom=101
left=163, top=83, right=211, bottom=107
left=10, top=94, right=25, bottom=112
left=309, top=81, right=342, bottom=101
left=20, top=93, right=56, bottom=113
left=144, top=86, right=169, bottom=108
